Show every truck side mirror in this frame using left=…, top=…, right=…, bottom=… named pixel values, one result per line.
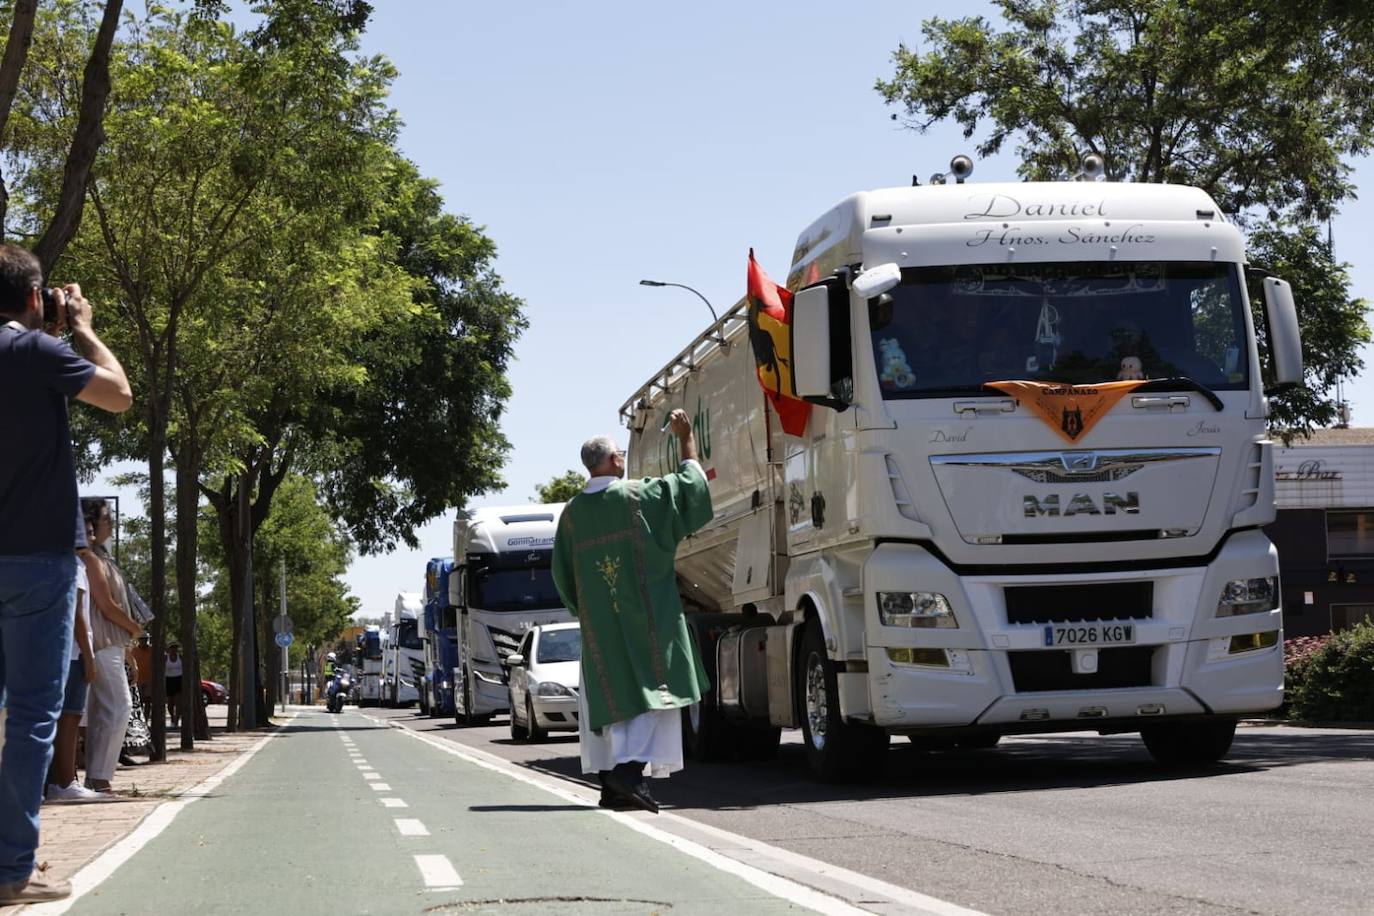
left=792, top=285, right=831, bottom=399
left=1261, top=276, right=1303, bottom=392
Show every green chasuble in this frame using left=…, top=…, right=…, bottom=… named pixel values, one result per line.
left=551, top=461, right=714, bottom=732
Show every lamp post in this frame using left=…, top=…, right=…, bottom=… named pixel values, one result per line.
left=638, top=279, right=721, bottom=326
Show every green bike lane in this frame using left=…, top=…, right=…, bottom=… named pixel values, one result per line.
left=55, top=708, right=835, bottom=915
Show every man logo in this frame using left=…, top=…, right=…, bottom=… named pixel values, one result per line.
left=1061, top=405, right=1085, bottom=440
left=1023, top=493, right=1140, bottom=517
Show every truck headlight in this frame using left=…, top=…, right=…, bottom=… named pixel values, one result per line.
left=537, top=681, right=573, bottom=698
left=1215, top=577, right=1278, bottom=617
left=878, top=592, right=957, bottom=628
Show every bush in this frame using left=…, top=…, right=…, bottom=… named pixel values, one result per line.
left=1285, top=623, right=1374, bottom=722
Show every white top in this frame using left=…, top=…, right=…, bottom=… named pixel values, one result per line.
left=70, top=564, right=90, bottom=663
left=166, top=655, right=183, bottom=677
left=582, top=459, right=703, bottom=495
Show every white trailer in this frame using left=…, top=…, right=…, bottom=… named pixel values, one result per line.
left=449, top=506, right=573, bottom=723
left=382, top=592, right=424, bottom=707
left=622, top=169, right=1304, bottom=780
left=355, top=624, right=384, bottom=707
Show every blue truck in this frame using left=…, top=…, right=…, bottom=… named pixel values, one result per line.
left=418, top=557, right=459, bottom=717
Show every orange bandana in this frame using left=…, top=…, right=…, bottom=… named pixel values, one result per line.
left=985, top=380, right=1149, bottom=443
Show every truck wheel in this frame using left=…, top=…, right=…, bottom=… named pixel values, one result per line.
left=419, top=683, right=431, bottom=717
left=797, top=619, right=888, bottom=782
left=1141, top=719, right=1237, bottom=767
left=681, top=616, right=732, bottom=762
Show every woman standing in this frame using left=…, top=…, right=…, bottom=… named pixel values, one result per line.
left=79, top=499, right=142, bottom=794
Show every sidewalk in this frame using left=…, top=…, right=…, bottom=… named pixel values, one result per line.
left=3, top=705, right=279, bottom=914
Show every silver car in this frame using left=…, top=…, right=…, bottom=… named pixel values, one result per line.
left=507, top=622, right=580, bottom=742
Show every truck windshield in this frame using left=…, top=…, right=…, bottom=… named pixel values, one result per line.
left=360, top=631, right=382, bottom=660
left=536, top=628, right=581, bottom=664
left=868, top=262, right=1248, bottom=397
left=469, top=563, right=563, bottom=612
left=396, top=620, right=423, bottom=651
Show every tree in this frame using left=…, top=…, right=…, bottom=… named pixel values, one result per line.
left=534, top=470, right=586, bottom=504
left=876, top=0, right=1373, bottom=432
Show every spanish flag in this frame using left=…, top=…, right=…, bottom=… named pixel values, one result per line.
left=747, top=250, right=812, bottom=436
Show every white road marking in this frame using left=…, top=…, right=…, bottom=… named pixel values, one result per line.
left=369, top=782, right=392, bottom=791
left=380, top=797, right=408, bottom=808
left=414, top=854, right=462, bottom=889
left=28, top=712, right=299, bottom=915
left=364, top=772, right=381, bottom=780
left=372, top=713, right=983, bottom=916
left=357, top=764, right=373, bottom=770
left=395, top=818, right=430, bottom=836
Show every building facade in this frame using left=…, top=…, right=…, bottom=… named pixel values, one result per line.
left=1265, top=428, right=1374, bottom=637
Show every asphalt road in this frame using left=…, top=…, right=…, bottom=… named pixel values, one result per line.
left=370, top=705, right=1374, bottom=916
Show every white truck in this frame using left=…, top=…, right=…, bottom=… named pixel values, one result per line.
left=622, top=165, right=1303, bottom=780
left=448, top=505, right=573, bottom=723
left=355, top=623, right=384, bottom=707
left=382, top=592, right=424, bottom=707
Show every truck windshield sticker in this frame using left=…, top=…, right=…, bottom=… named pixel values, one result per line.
left=871, top=262, right=1246, bottom=397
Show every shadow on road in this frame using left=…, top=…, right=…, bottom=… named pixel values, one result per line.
left=507, top=727, right=1374, bottom=812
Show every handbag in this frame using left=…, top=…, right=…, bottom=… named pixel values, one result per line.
left=123, top=685, right=153, bottom=756
left=126, top=582, right=155, bottom=626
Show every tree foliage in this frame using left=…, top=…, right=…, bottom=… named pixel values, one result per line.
left=534, top=470, right=586, bottom=504
left=876, top=0, right=1372, bottom=432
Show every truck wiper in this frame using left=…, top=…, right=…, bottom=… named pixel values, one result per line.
left=1132, top=377, right=1224, bottom=411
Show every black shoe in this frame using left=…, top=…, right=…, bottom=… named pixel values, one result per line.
left=604, top=761, right=659, bottom=814
left=118, top=753, right=140, bottom=767
left=598, top=790, right=637, bottom=810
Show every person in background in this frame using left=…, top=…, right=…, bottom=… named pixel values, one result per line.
left=551, top=410, right=713, bottom=813
left=79, top=498, right=142, bottom=795
left=0, top=246, right=131, bottom=904
left=43, top=558, right=100, bottom=802
left=128, top=634, right=153, bottom=723
left=165, top=643, right=183, bottom=727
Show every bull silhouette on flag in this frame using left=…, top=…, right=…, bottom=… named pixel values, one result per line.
left=747, top=249, right=812, bottom=436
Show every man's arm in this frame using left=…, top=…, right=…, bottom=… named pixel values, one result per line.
left=669, top=408, right=698, bottom=464
left=62, top=285, right=132, bottom=413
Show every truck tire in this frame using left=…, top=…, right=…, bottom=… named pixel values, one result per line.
left=797, top=619, right=888, bottom=782
left=454, top=667, right=492, bottom=726
left=1141, top=719, right=1237, bottom=767
left=680, top=615, right=734, bottom=762
left=418, top=682, right=431, bottom=717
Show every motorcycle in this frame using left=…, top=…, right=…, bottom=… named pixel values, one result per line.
left=326, top=669, right=353, bottom=714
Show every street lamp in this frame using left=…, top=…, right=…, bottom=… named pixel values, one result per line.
left=639, top=279, right=721, bottom=326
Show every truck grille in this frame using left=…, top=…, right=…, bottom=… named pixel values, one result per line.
left=487, top=624, right=522, bottom=658
left=1008, top=646, right=1156, bottom=692
left=1004, top=582, right=1153, bottom=625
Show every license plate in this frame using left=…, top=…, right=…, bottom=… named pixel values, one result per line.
left=1043, top=623, right=1135, bottom=647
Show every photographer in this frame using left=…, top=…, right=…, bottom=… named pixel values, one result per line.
left=0, top=244, right=130, bottom=905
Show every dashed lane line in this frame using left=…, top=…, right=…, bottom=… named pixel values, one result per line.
left=369, top=782, right=392, bottom=791
left=364, top=773, right=381, bottom=780
left=414, top=854, right=462, bottom=890
left=395, top=818, right=430, bottom=837
left=369, top=712, right=987, bottom=916
left=380, top=798, right=408, bottom=808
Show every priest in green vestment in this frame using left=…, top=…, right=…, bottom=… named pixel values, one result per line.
left=551, top=408, right=713, bottom=812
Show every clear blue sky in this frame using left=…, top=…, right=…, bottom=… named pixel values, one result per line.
left=100, top=0, right=1374, bottom=616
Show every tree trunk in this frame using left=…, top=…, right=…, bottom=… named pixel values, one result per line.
left=33, top=0, right=124, bottom=273
left=220, top=479, right=241, bottom=732
left=262, top=572, right=278, bottom=711
left=0, top=0, right=38, bottom=239
left=174, top=442, right=201, bottom=750
left=237, top=469, right=259, bottom=729
left=146, top=422, right=168, bottom=762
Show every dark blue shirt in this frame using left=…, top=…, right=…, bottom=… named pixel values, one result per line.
left=0, top=322, right=95, bottom=553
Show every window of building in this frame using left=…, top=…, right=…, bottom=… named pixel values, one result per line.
left=1331, top=603, right=1374, bottom=633
left=1326, top=510, right=1374, bottom=558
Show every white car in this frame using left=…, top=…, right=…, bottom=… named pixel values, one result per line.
left=507, top=622, right=580, bottom=742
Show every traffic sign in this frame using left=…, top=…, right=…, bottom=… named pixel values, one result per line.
left=274, top=631, right=294, bottom=648
left=273, top=615, right=294, bottom=635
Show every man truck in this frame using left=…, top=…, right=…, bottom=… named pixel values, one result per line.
left=448, top=506, right=573, bottom=724
left=621, top=161, right=1303, bottom=780
left=418, top=557, right=458, bottom=717
left=382, top=592, right=424, bottom=707
left=355, top=624, right=384, bottom=707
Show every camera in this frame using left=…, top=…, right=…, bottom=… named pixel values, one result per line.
left=40, top=287, right=63, bottom=328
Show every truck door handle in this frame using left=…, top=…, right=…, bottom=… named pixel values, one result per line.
left=952, top=399, right=1017, bottom=415
left=1131, top=395, right=1190, bottom=411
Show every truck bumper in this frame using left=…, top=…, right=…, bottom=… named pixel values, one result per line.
left=862, top=529, right=1284, bottom=729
